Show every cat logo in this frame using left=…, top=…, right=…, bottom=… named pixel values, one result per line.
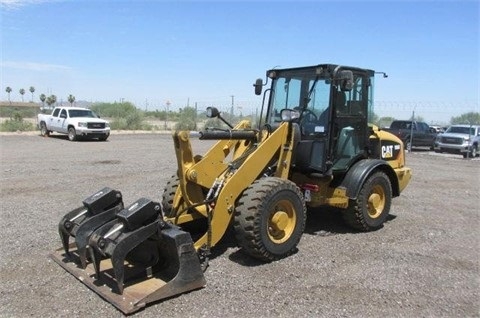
left=381, top=145, right=393, bottom=159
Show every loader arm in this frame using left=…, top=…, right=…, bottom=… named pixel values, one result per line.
left=169, top=121, right=295, bottom=251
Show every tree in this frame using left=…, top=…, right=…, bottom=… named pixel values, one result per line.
left=67, top=94, right=75, bottom=106
left=5, top=86, right=12, bottom=103
left=19, top=88, right=25, bottom=102
left=450, top=112, right=480, bottom=125
left=39, top=94, right=46, bottom=107
left=376, top=116, right=396, bottom=128
left=175, top=106, right=198, bottom=130
left=46, top=95, right=57, bottom=109
left=29, top=86, right=35, bottom=102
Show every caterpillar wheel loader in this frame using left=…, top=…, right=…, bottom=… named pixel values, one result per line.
left=50, top=64, right=412, bottom=314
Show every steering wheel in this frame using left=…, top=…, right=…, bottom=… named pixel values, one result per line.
left=300, top=109, right=317, bottom=123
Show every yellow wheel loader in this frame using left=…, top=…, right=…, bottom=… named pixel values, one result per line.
left=50, top=64, right=411, bottom=314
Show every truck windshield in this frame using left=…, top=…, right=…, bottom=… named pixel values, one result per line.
left=446, top=126, right=476, bottom=135
left=268, top=72, right=330, bottom=126
left=68, top=109, right=97, bottom=118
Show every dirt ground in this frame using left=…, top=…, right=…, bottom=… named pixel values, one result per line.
left=0, top=132, right=479, bottom=318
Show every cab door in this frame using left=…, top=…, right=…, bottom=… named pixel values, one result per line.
left=57, top=109, right=69, bottom=133
left=331, top=72, right=370, bottom=171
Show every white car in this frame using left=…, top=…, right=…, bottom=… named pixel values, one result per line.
left=435, top=124, right=480, bottom=158
left=37, top=107, right=110, bottom=141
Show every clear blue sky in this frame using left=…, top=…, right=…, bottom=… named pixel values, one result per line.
left=1, top=0, right=479, bottom=123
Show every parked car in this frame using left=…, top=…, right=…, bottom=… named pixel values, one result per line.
left=383, top=120, right=438, bottom=151
left=434, top=124, right=480, bottom=158
left=37, top=107, right=110, bottom=141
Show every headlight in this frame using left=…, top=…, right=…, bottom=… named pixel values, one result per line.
left=78, top=122, right=87, bottom=128
left=105, top=122, right=110, bottom=128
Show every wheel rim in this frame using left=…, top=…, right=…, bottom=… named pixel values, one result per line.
left=268, top=199, right=296, bottom=244
left=41, top=124, right=46, bottom=135
left=367, top=185, right=386, bottom=218
left=69, top=129, right=74, bottom=140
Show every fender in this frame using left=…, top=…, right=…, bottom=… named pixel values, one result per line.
left=339, top=159, right=400, bottom=200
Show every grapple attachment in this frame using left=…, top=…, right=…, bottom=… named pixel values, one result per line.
left=58, top=187, right=123, bottom=268
left=50, top=196, right=206, bottom=314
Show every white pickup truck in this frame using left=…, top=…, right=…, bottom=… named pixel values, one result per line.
left=37, top=107, right=110, bottom=141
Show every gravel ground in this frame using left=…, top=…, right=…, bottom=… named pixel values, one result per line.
left=0, top=133, right=479, bottom=318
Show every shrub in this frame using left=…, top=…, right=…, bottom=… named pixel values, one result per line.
left=0, top=113, right=35, bottom=132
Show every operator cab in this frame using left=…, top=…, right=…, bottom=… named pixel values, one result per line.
left=258, top=64, right=375, bottom=176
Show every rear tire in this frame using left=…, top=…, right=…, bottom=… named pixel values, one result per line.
left=342, top=171, right=392, bottom=231
left=234, top=177, right=306, bottom=262
left=68, top=127, right=77, bottom=141
left=40, top=122, right=49, bottom=137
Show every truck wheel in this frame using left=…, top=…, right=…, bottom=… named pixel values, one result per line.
left=463, top=145, right=478, bottom=158
left=68, top=127, right=77, bottom=141
left=404, top=139, right=412, bottom=152
left=342, top=171, right=392, bottom=231
left=161, top=175, right=180, bottom=218
left=40, top=122, right=49, bottom=137
left=234, top=177, right=306, bottom=262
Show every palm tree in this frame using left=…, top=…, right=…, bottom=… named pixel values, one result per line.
left=39, top=94, right=46, bottom=108
left=19, top=88, right=25, bottom=102
left=45, top=95, right=57, bottom=109
left=5, top=86, right=12, bottom=103
left=39, top=94, right=47, bottom=107
left=67, top=94, right=75, bottom=106
left=29, top=86, right=35, bottom=102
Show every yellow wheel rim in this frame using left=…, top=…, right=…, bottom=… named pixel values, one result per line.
left=268, top=200, right=296, bottom=244
left=367, top=185, right=386, bottom=218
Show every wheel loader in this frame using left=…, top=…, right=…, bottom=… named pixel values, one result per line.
left=50, top=64, right=412, bottom=314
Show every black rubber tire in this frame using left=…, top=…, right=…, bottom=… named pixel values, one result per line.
left=404, top=139, right=412, bottom=152
left=68, top=127, right=77, bottom=141
left=233, top=177, right=306, bottom=262
left=342, top=171, right=392, bottom=231
left=161, top=175, right=180, bottom=218
left=40, top=122, right=49, bottom=137
left=462, top=145, right=478, bottom=158
left=99, top=135, right=109, bottom=141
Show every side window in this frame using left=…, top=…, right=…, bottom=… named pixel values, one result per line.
left=60, top=109, right=67, bottom=118
left=270, top=78, right=302, bottom=123
left=52, top=108, right=60, bottom=117
left=339, top=75, right=366, bottom=117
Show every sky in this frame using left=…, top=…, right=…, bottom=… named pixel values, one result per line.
left=0, top=0, right=479, bottom=123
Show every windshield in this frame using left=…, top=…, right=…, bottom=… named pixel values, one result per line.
left=446, top=126, right=476, bottom=135
left=268, top=73, right=331, bottom=125
left=68, top=109, right=98, bottom=118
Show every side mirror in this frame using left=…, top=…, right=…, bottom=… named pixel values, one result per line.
left=60, top=113, right=67, bottom=119
left=337, top=70, right=354, bottom=91
left=280, top=109, right=301, bottom=122
left=254, top=78, right=263, bottom=95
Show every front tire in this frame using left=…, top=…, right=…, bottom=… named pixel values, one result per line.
left=234, top=177, right=306, bottom=262
left=161, top=175, right=180, bottom=218
left=404, top=139, right=412, bottom=152
left=342, top=171, right=392, bottom=231
left=68, top=127, right=77, bottom=141
left=467, top=144, right=478, bottom=158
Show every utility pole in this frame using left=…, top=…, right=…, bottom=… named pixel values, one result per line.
left=230, top=95, right=234, bottom=120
